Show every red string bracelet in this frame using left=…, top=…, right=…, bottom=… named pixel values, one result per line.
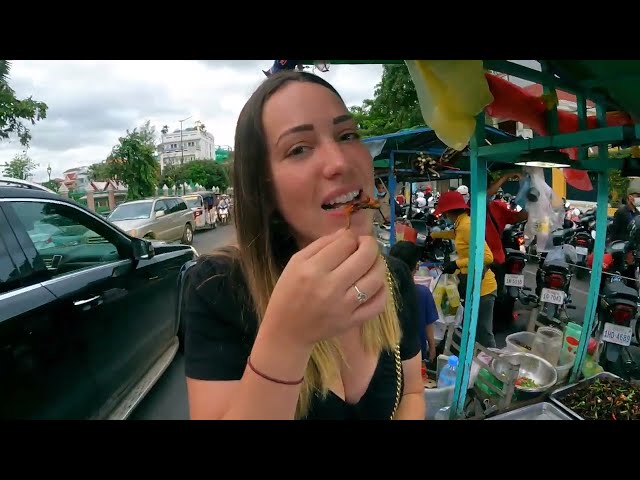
left=247, top=356, right=304, bottom=386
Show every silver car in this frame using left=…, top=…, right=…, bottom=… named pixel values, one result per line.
left=107, top=197, right=195, bottom=245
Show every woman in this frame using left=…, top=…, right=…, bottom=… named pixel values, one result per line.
left=388, top=241, right=439, bottom=363
left=430, top=191, right=498, bottom=348
left=182, top=70, right=425, bottom=420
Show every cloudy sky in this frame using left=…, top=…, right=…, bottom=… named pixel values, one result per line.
left=1, top=60, right=385, bottom=182
left=1, top=60, right=538, bottom=183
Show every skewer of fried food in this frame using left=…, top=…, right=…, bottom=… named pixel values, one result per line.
left=343, top=196, right=381, bottom=229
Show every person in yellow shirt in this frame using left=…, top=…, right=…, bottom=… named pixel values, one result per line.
left=430, top=191, right=498, bottom=348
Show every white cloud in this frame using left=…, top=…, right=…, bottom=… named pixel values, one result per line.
left=1, top=60, right=383, bottom=182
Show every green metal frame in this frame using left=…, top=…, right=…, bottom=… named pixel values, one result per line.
left=303, top=60, right=640, bottom=419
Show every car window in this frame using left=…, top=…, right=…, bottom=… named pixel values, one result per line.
left=0, top=225, right=24, bottom=295
left=183, top=196, right=202, bottom=209
left=154, top=200, right=168, bottom=212
left=5, top=201, right=126, bottom=278
left=108, top=201, right=153, bottom=221
left=175, top=199, right=188, bottom=212
left=165, top=198, right=179, bottom=214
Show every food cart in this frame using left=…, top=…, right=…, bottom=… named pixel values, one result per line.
left=301, top=60, right=640, bottom=419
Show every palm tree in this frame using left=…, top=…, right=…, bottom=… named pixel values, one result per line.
left=0, top=60, right=14, bottom=93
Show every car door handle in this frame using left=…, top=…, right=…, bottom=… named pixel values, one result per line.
left=73, top=295, right=101, bottom=306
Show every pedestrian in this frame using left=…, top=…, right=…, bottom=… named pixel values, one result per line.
left=429, top=191, right=498, bottom=349
left=181, top=70, right=425, bottom=420
left=389, top=241, right=439, bottom=363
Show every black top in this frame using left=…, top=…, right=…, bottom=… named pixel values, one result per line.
left=183, top=252, right=420, bottom=420
left=610, top=204, right=636, bottom=242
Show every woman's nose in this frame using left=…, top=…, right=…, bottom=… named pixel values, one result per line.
left=321, top=142, right=349, bottom=178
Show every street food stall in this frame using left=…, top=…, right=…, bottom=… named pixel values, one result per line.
left=301, top=59, right=640, bottom=419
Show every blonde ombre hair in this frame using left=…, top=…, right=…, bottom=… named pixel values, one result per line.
left=227, top=70, right=402, bottom=418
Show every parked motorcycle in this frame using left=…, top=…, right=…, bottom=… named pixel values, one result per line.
left=530, top=241, right=578, bottom=330
left=502, top=221, right=526, bottom=253
left=570, top=216, right=596, bottom=280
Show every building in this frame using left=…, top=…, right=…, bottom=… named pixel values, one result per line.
left=158, top=127, right=215, bottom=173
left=58, top=166, right=91, bottom=192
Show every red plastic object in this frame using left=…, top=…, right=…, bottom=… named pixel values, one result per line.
left=484, top=73, right=634, bottom=192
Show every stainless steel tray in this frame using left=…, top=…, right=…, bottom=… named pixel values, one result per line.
left=549, top=372, right=623, bottom=420
left=486, top=402, right=573, bottom=420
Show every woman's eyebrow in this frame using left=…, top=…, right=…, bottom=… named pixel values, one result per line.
left=275, top=114, right=354, bottom=146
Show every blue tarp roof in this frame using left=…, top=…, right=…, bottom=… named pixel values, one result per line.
left=363, top=125, right=521, bottom=177
left=363, top=124, right=519, bottom=159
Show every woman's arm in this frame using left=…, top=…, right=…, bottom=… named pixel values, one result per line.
left=453, top=218, right=494, bottom=270
left=188, top=322, right=312, bottom=420
left=394, top=353, right=426, bottom=420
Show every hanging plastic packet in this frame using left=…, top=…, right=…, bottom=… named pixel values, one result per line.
left=515, top=174, right=532, bottom=209
left=522, top=167, right=565, bottom=252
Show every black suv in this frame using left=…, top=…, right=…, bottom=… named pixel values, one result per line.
left=0, top=178, right=197, bottom=420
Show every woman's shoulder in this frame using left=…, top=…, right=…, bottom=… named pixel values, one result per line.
left=183, top=248, right=255, bottom=326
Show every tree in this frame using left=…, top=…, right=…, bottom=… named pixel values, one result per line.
left=42, top=180, right=59, bottom=192
left=0, top=60, right=49, bottom=147
left=87, top=161, right=112, bottom=181
left=350, top=64, right=424, bottom=137
left=159, top=160, right=229, bottom=192
left=3, top=152, right=38, bottom=179
left=108, top=127, right=159, bottom=200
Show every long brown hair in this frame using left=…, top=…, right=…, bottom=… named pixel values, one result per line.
left=224, top=70, right=401, bottom=418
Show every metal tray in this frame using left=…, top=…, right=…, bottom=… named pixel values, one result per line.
left=549, top=372, right=623, bottom=420
left=486, top=402, right=573, bottom=420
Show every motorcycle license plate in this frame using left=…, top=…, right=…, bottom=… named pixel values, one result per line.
left=602, top=322, right=633, bottom=347
left=540, top=288, right=566, bottom=305
left=575, top=246, right=589, bottom=256
left=504, top=274, right=525, bottom=288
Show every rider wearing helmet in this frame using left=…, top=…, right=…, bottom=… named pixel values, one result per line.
left=610, top=178, right=640, bottom=242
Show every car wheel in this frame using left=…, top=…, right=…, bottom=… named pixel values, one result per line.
left=182, top=224, right=193, bottom=245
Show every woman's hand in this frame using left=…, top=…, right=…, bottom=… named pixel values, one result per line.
left=263, top=229, right=388, bottom=348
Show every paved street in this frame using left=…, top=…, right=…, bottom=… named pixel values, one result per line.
left=129, top=231, right=595, bottom=420
left=129, top=224, right=236, bottom=420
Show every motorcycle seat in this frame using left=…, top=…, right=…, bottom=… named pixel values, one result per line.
left=504, top=248, right=526, bottom=259
left=543, top=259, right=571, bottom=273
left=603, top=281, right=638, bottom=303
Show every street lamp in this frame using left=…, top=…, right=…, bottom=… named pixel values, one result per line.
left=179, top=115, right=192, bottom=164
left=46, top=164, right=52, bottom=182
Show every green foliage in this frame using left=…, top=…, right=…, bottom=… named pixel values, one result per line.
left=108, top=126, right=159, bottom=200
left=349, top=64, right=424, bottom=137
left=159, top=159, right=229, bottom=191
left=41, top=180, right=59, bottom=192
left=0, top=60, right=48, bottom=147
left=2, top=152, right=38, bottom=179
left=87, top=161, right=111, bottom=181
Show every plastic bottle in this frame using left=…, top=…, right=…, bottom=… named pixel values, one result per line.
left=434, top=405, right=452, bottom=420
left=437, top=355, right=459, bottom=388
left=560, top=322, right=583, bottom=365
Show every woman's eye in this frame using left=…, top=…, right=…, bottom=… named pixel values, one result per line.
left=287, top=145, right=311, bottom=157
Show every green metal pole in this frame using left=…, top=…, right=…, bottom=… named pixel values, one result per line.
left=570, top=101, right=610, bottom=383
left=451, top=113, right=488, bottom=418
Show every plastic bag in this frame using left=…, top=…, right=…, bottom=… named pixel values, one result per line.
left=514, top=174, right=532, bottom=209
left=522, top=167, right=565, bottom=252
left=432, top=273, right=461, bottom=318
left=405, top=60, right=494, bottom=151
left=543, top=244, right=578, bottom=266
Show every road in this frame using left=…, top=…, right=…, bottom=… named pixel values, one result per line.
left=130, top=230, right=595, bottom=420
left=129, top=224, right=236, bottom=420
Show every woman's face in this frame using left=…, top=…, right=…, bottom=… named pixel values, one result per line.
left=264, top=81, right=374, bottom=247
